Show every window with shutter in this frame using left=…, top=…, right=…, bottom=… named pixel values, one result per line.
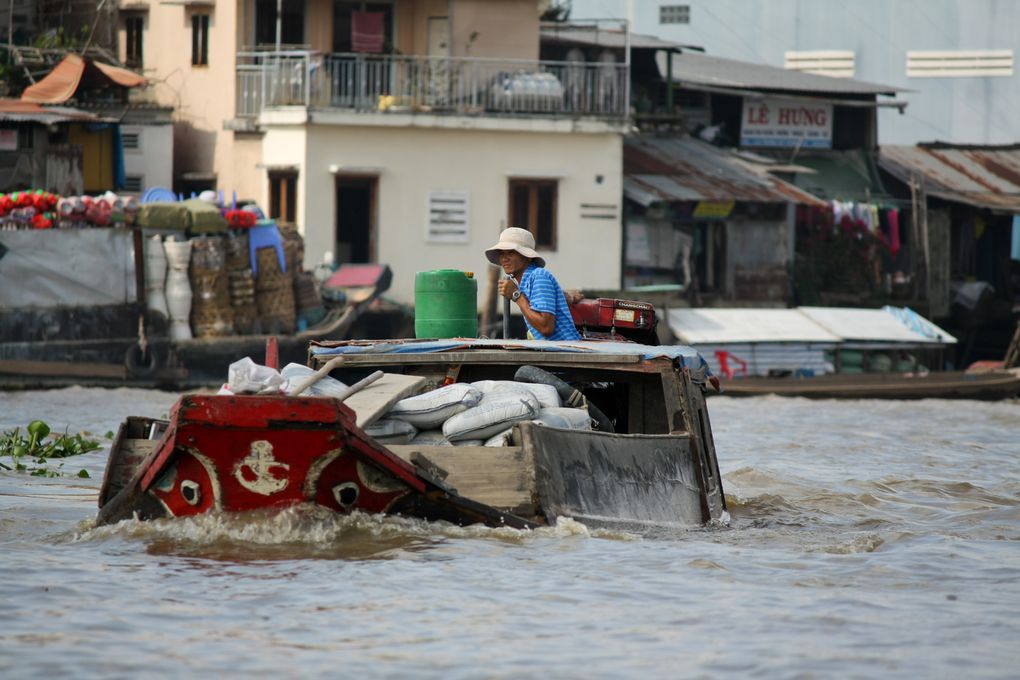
left=426, top=190, right=470, bottom=243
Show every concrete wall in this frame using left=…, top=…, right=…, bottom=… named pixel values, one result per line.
left=451, top=0, right=540, bottom=59
left=122, top=124, right=173, bottom=191
left=262, top=120, right=622, bottom=305
left=573, top=0, right=1020, bottom=145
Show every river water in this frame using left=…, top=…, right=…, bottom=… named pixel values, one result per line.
left=1, top=387, right=1017, bottom=678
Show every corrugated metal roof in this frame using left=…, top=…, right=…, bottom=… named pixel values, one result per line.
left=656, top=51, right=901, bottom=96
left=667, top=306, right=956, bottom=345
left=540, top=25, right=696, bottom=51
left=800, top=307, right=956, bottom=344
left=0, top=98, right=102, bottom=124
left=878, top=145, right=1020, bottom=212
left=668, top=308, right=840, bottom=343
left=624, top=136, right=828, bottom=206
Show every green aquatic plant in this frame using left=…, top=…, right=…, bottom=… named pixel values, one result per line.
left=0, top=420, right=102, bottom=478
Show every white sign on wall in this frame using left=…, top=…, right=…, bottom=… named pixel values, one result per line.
left=740, top=98, right=833, bottom=149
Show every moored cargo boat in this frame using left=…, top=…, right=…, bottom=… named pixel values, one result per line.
left=97, top=339, right=727, bottom=531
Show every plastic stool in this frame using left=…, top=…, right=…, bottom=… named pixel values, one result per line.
left=248, top=222, right=286, bottom=275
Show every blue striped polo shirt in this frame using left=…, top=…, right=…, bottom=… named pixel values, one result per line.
left=519, top=263, right=581, bottom=341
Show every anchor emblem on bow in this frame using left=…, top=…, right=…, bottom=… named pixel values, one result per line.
left=234, top=440, right=290, bottom=495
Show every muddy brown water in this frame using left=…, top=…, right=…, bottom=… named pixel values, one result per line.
left=1, top=387, right=1018, bottom=678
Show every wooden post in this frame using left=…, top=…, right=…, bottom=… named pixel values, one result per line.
left=1004, top=321, right=1020, bottom=368
left=265, top=336, right=279, bottom=369
left=481, top=264, right=499, bottom=338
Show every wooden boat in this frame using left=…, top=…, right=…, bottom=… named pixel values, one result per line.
left=0, top=262, right=402, bottom=390
left=96, top=339, right=727, bottom=530
left=719, top=366, right=1020, bottom=400
left=660, top=305, right=1020, bottom=400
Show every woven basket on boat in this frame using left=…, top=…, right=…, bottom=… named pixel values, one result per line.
left=293, top=270, right=321, bottom=312
left=256, top=285, right=296, bottom=334
left=189, top=236, right=227, bottom=273
left=283, top=232, right=303, bottom=275
left=227, top=268, right=258, bottom=334
left=189, top=273, right=234, bottom=338
left=254, top=246, right=292, bottom=291
left=224, top=232, right=250, bottom=271
left=187, top=238, right=234, bottom=337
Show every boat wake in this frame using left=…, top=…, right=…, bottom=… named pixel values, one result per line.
left=71, top=505, right=628, bottom=560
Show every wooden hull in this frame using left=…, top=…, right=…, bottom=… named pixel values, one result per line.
left=96, top=394, right=534, bottom=529
left=97, top=340, right=728, bottom=530
left=719, top=369, right=1020, bottom=400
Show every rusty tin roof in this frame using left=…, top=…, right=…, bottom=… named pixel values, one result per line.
left=878, top=144, right=1020, bottom=212
left=624, top=136, right=827, bottom=206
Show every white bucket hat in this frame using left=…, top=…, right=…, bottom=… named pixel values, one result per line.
left=485, top=227, right=545, bottom=268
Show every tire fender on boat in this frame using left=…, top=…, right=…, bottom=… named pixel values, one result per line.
left=125, top=342, right=159, bottom=377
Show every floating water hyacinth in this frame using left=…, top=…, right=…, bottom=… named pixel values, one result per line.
left=0, top=419, right=102, bottom=478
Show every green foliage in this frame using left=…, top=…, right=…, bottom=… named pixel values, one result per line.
left=541, top=1, right=572, bottom=22
left=0, top=420, right=101, bottom=478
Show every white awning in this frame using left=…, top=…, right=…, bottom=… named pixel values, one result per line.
left=667, top=306, right=956, bottom=345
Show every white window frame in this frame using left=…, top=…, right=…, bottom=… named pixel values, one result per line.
left=907, top=50, right=1014, bottom=77
left=425, top=190, right=470, bottom=244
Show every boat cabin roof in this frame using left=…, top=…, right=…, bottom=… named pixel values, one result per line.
left=310, top=338, right=712, bottom=383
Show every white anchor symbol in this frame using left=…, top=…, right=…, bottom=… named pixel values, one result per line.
left=234, top=440, right=290, bottom=495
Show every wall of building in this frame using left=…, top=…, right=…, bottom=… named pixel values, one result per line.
left=120, top=1, right=244, bottom=194
left=573, top=0, right=1020, bottom=145
left=262, top=121, right=622, bottom=305
left=451, top=0, right=540, bottom=59
left=122, top=123, right=173, bottom=191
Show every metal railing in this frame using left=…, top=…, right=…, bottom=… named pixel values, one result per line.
left=236, top=51, right=628, bottom=121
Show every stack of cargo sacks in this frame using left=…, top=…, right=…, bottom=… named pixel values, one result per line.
left=381, top=380, right=592, bottom=447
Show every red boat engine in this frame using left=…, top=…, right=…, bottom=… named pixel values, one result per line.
left=569, top=297, right=658, bottom=345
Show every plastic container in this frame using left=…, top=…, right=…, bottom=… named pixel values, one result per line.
left=144, top=235, right=169, bottom=318
left=414, top=269, right=478, bottom=339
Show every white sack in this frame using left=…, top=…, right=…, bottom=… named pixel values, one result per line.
left=227, top=357, right=286, bottom=394
left=388, top=383, right=482, bottom=428
left=410, top=430, right=453, bottom=446
left=532, top=407, right=593, bottom=430
left=483, top=427, right=514, bottom=447
left=443, top=391, right=540, bottom=442
left=364, top=418, right=418, bottom=444
left=470, top=380, right=561, bottom=409
left=281, top=362, right=349, bottom=397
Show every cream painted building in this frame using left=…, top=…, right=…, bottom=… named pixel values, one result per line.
left=117, top=0, right=627, bottom=303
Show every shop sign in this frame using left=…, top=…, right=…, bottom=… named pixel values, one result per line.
left=0, top=130, right=17, bottom=151
left=693, top=201, right=734, bottom=219
left=740, top=98, right=833, bottom=149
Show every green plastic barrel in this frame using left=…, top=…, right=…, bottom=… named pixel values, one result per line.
left=414, top=269, right=478, bottom=339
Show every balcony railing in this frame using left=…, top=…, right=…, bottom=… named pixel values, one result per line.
left=236, top=51, right=629, bottom=122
